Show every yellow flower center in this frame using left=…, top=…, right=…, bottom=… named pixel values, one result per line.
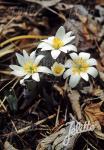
left=72, top=58, right=89, bottom=74
left=23, top=62, right=38, bottom=74
left=52, top=63, right=65, bottom=76
left=52, top=37, right=64, bottom=49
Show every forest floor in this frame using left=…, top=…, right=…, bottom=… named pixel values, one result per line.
left=0, top=0, right=104, bottom=150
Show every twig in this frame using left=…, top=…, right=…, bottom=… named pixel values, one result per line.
left=55, top=105, right=60, bottom=126
left=82, top=136, right=98, bottom=150
left=0, top=97, right=6, bottom=109
left=11, top=78, right=20, bottom=89
left=17, top=114, right=56, bottom=134
left=0, top=77, right=17, bottom=92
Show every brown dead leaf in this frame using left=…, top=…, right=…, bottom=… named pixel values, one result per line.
left=83, top=101, right=104, bottom=139
left=90, top=86, right=103, bottom=97
left=87, top=18, right=99, bottom=35
left=97, top=61, right=104, bottom=71
left=99, top=72, right=104, bottom=82
left=75, top=8, right=100, bottom=41
left=67, top=89, right=82, bottom=120
left=4, top=141, right=18, bottom=150
left=36, top=123, right=78, bottom=150
left=76, top=13, right=88, bottom=24
left=96, top=0, right=104, bottom=5
left=84, top=102, right=104, bottom=126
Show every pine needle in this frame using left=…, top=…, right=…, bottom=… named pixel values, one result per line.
left=0, top=35, right=48, bottom=47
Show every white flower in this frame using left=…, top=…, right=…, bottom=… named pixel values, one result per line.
left=9, top=50, right=52, bottom=84
left=51, top=62, right=65, bottom=76
left=38, top=26, right=77, bottom=59
left=63, top=52, right=98, bottom=88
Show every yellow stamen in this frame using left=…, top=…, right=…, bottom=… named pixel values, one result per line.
left=23, top=62, right=38, bottom=74
left=72, top=58, right=89, bottom=74
left=52, top=63, right=65, bottom=76
left=52, top=37, right=64, bottom=49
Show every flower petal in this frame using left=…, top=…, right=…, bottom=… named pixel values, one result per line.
left=63, top=35, right=75, bottom=45
left=64, top=31, right=73, bottom=39
left=30, top=51, right=36, bottom=60
left=11, top=71, right=26, bottom=77
left=23, top=50, right=29, bottom=59
left=55, top=26, right=65, bottom=39
left=24, top=74, right=31, bottom=79
left=32, top=73, right=40, bottom=82
left=34, top=55, right=44, bottom=65
left=9, top=65, right=23, bottom=71
left=69, top=74, right=81, bottom=88
left=80, top=73, right=89, bottom=81
left=37, top=66, right=52, bottom=74
left=60, top=45, right=77, bottom=53
left=20, top=79, right=24, bottom=85
left=41, top=45, right=54, bottom=51
left=51, top=50, right=61, bottom=59
left=59, top=46, right=67, bottom=53
left=79, top=52, right=90, bottom=59
left=63, top=69, right=72, bottom=79
left=16, top=53, right=25, bottom=66
left=20, top=74, right=31, bottom=84
left=70, top=53, right=78, bottom=60
left=87, top=58, right=97, bottom=66
left=42, top=36, right=54, bottom=44
left=65, top=59, right=72, bottom=68
left=51, top=62, right=65, bottom=76
left=87, top=67, right=98, bottom=78
left=38, top=42, right=47, bottom=48
left=38, top=42, right=53, bottom=51
left=64, top=44, right=77, bottom=52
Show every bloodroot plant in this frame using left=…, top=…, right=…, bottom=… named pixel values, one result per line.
left=63, top=52, right=98, bottom=88
left=9, top=26, right=99, bottom=148
left=10, top=50, right=52, bottom=84
left=10, top=26, right=98, bottom=88
left=37, top=26, right=77, bottom=59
